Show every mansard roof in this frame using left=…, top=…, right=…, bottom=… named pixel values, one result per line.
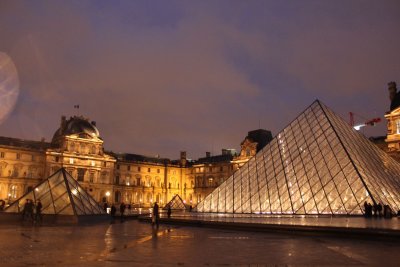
left=0, top=136, right=51, bottom=151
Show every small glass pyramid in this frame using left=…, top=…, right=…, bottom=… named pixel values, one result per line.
left=196, top=100, right=400, bottom=215
left=164, top=194, right=189, bottom=210
left=4, top=168, right=105, bottom=215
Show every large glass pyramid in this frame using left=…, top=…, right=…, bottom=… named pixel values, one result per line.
left=4, top=168, right=105, bottom=215
left=163, top=194, right=189, bottom=210
left=196, top=100, right=400, bottom=215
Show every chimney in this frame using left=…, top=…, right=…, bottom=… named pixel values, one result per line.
left=388, top=81, right=397, bottom=101
left=206, top=152, right=211, bottom=158
left=60, top=116, right=66, bottom=134
left=180, top=151, right=187, bottom=167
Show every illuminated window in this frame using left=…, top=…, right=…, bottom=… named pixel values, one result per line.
left=89, top=172, right=94, bottom=183
left=77, top=168, right=85, bottom=181
left=396, top=120, right=400, bottom=134
left=69, top=158, right=74, bottom=164
left=246, top=148, right=251, bottom=157
left=9, top=185, right=17, bottom=199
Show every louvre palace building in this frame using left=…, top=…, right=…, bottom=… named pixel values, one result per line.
left=0, top=114, right=272, bottom=208
left=2, top=82, right=400, bottom=213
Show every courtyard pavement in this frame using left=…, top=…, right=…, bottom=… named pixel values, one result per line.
left=1, top=218, right=399, bottom=266
left=139, top=212, right=400, bottom=239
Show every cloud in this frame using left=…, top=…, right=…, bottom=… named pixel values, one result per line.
left=0, top=1, right=399, bottom=158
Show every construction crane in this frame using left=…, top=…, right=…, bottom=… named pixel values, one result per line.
left=349, top=112, right=381, bottom=131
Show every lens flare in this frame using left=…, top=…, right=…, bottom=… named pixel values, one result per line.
left=0, top=52, right=20, bottom=125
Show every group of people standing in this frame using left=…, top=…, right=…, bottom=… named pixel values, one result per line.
left=364, top=201, right=393, bottom=218
left=21, top=199, right=42, bottom=224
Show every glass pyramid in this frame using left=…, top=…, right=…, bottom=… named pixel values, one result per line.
left=164, top=194, right=189, bottom=210
left=196, top=100, right=400, bottom=215
left=4, top=168, right=105, bottom=215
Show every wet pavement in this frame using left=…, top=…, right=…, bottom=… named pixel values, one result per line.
left=161, top=212, right=400, bottom=230
left=1, top=219, right=399, bottom=266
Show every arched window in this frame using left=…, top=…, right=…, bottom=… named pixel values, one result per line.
left=146, top=193, right=152, bottom=203
left=396, top=120, right=400, bottom=134
left=115, top=191, right=121, bottom=203
left=125, top=192, right=132, bottom=203
left=9, top=185, right=17, bottom=199
left=146, top=176, right=151, bottom=187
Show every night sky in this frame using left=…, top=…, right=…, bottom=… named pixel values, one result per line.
left=1, top=1, right=400, bottom=159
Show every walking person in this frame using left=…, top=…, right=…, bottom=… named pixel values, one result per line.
left=21, top=199, right=29, bottom=221
left=152, top=202, right=160, bottom=228
left=167, top=205, right=172, bottom=218
left=120, top=202, right=125, bottom=222
left=35, top=200, right=43, bottom=225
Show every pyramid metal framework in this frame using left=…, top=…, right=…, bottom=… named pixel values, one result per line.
left=4, top=168, right=105, bottom=215
left=196, top=100, right=400, bottom=215
left=163, top=194, right=189, bottom=210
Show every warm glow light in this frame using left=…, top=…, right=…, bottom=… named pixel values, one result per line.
left=105, top=191, right=110, bottom=197
left=71, top=189, right=77, bottom=195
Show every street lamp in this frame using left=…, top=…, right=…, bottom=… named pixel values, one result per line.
left=105, top=191, right=110, bottom=203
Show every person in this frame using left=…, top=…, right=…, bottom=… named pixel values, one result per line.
left=103, top=202, right=108, bottom=212
left=373, top=203, right=378, bottom=217
left=110, top=204, right=116, bottom=218
left=167, top=205, right=172, bottom=218
left=120, top=202, right=125, bottom=221
left=0, top=199, right=5, bottom=211
left=189, top=205, right=193, bottom=212
left=377, top=203, right=383, bottom=217
left=21, top=199, right=29, bottom=220
left=22, top=199, right=34, bottom=223
left=152, top=202, right=159, bottom=228
left=363, top=201, right=368, bottom=217
left=35, top=200, right=43, bottom=224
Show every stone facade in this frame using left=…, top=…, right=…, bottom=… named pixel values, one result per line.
left=0, top=115, right=271, bottom=208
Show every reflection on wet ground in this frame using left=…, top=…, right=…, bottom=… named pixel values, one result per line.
left=0, top=220, right=399, bottom=266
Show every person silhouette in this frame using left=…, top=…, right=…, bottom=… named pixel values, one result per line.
left=152, top=202, right=160, bottom=228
